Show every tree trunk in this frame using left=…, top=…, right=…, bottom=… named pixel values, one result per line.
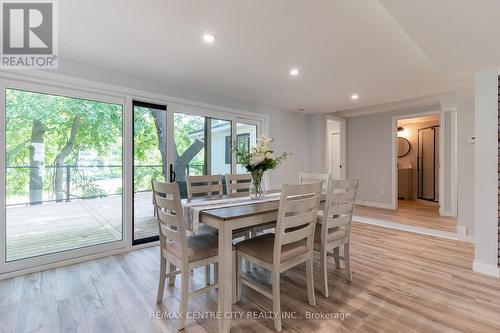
left=151, top=109, right=168, bottom=181
left=174, top=139, right=204, bottom=180
left=150, top=109, right=204, bottom=181
left=29, top=119, right=45, bottom=205
left=54, top=116, right=80, bottom=202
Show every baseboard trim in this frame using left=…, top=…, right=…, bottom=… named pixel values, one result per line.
left=465, top=235, right=475, bottom=243
left=353, top=215, right=460, bottom=241
left=456, top=225, right=467, bottom=241
left=442, top=210, right=457, bottom=217
left=473, top=261, right=500, bottom=278
left=355, top=200, right=393, bottom=210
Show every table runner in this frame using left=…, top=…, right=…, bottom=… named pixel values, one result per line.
left=182, top=193, right=281, bottom=232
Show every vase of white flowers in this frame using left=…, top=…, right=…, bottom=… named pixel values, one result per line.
left=234, top=134, right=289, bottom=199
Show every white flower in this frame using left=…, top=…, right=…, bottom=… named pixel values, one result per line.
left=249, top=153, right=265, bottom=166
left=265, top=152, right=275, bottom=160
left=255, top=142, right=264, bottom=153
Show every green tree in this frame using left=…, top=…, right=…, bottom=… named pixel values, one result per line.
left=6, top=89, right=122, bottom=203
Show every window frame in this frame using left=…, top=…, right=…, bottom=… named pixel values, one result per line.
left=0, top=80, right=127, bottom=275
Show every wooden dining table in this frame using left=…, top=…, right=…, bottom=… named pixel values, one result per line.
left=193, top=193, right=325, bottom=333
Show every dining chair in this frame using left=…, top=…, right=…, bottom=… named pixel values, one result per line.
left=225, top=173, right=252, bottom=197
left=235, top=182, right=322, bottom=332
left=225, top=172, right=273, bottom=273
left=299, top=172, right=331, bottom=224
left=186, top=174, right=249, bottom=283
left=299, top=172, right=331, bottom=195
left=152, top=179, right=222, bottom=331
left=314, top=179, right=358, bottom=298
left=186, top=174, right=223, bottom=199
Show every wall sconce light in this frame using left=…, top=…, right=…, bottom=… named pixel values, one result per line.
left=397, top=126, right=409, bottom=138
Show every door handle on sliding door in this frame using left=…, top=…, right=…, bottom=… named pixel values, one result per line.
left=169, top=164, right=176, bottom=183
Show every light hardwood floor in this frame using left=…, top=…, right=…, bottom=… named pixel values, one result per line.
left=354, top=200, right=458, bottom=232
left=1, top=223, right=499, bottom=333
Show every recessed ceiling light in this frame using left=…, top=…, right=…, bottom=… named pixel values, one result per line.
left=203, top=34, right=215, bottom=43
left=289, top=68, right=299, bottom=76
left=298, top=107, right=305, bottom=111
left=351, top=94, right=359, bottom=100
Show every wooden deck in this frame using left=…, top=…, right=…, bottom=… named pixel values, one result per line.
left=6, top=192, right=157, bottom=262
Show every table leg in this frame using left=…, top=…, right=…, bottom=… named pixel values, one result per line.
left=218, top=223, right=233, bottom=333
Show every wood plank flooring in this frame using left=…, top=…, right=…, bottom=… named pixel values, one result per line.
left=354, top=200, right=457, bottom=232
left=1, top=222, right=499, bottom=333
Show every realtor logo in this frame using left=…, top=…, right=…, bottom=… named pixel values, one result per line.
left=1, top=0, right=58, bottom=68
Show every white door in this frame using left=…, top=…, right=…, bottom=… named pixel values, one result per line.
left=329, top=132, right=341, bottom=179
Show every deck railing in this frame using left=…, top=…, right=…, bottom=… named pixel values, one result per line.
left=6, top=163, right=204, bottom=207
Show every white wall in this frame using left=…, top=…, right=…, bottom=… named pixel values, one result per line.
left=50, top=59, right=309, bottom=189
left=457, top=96, right=475, bottom=237
left=473, top=69, right=499, bottom=276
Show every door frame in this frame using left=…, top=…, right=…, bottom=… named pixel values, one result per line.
left=324, top=114, right=347, bottom=179
left=391, top=110, right=457, bottom=216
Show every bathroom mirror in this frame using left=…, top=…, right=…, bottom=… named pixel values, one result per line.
left=397, top=137, right=411, bottom=158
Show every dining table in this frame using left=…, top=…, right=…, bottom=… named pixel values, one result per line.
left=183, top=191, right=325, bottom=333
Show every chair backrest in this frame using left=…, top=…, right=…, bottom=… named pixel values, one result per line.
left=320, top=179, right=359, bottom=244
left=274, top=183, right=322, bottom=264
left=186, top=175, right=223, bottom=199
left=152, top=180, right=188, bottom=259
left=299, top=172, right=331, bottom=195
left=225, top=173, right=252, bottom=197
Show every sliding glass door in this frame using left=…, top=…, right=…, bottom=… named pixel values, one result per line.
left=132, top=101, right=168, bottom=244
left=4, top=88, right=123, bottom=262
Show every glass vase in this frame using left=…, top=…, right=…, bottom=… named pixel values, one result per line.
left=250, top=171, right=265, bottom=199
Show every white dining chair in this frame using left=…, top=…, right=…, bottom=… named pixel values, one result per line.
left=152, top=180, right=221, bottom=331
left=225, top=173, right=274, bottom=272
left=186, top=174, right=223, bottom=199
left=299, top=172, right=331, bottom=195
left=314, top=179, right=358, bottom=297
left=225, top=173, right=252, bottom=197
left=235, top=182, right=322, bottom=331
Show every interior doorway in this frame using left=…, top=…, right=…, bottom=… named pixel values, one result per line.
left=383, top=112, right=457, bottom=232
left=325, top=115, right=346, bottom=179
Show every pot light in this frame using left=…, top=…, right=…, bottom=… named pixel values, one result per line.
left=203, top=34, right=215, bottom=43
left=351, top=94, right=359, bottom=100
left=289, top=68, right=299, bottom=76
left=298, top=107, right=305, bottom=111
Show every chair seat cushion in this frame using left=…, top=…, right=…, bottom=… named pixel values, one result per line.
left=314, top=225, right=346, bottom=244
left=166, top=232, right=219, bottom=262
left=236, top=233, right=308, bottom=264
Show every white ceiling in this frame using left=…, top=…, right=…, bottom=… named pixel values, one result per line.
left=58, top=0, right=500, bottom=113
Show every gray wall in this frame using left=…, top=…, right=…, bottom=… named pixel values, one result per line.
left=474, top=69, right=498, bottom=270
left=52, top=59, right=309, bottom=188
left=307, top=114, right=326, bottom=173
left=457, top=97, right=475, bottom=236
left=344, top=105, right=457, bottom=211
